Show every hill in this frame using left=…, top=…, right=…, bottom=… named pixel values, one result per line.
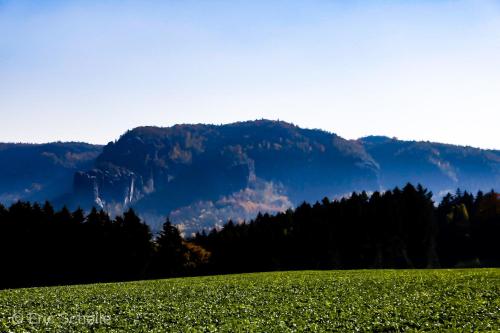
left=0, top=142, right=101, bottom=204
left=72, top=120, right=500, bottom=232
left=72, top=120, right=380, bottom=231
left=360, top=135, right=500, bottom=194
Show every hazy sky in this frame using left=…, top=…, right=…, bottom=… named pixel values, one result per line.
left=1, top=0, right=499, bottom=148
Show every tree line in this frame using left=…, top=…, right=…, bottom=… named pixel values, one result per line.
left=194, top=184, right=499, bottom=273
left=0, top=183, right=498, bottom=288
left=0, top=204, right=208, bottom=288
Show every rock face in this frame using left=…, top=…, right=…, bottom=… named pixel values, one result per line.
left=0, top=142, right=101, bottom=204
left=1, top=120, right=499, bottom=234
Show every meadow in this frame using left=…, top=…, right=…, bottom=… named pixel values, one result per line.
left=0, top=269, right=498, bottom=332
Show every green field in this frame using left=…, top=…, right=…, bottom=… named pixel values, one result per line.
left=0, top=269, right=499, bottom=332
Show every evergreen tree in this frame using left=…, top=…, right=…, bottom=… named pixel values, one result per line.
left=152, top=218, right=185, bottom=275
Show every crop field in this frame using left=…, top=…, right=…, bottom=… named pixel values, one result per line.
left=0, top=269, right=499, bottom=332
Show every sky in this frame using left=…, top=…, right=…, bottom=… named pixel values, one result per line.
left=0, top=0, right=499, bottom=149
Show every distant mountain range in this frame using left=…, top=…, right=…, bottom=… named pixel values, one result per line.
left=0, top=142, right=101, bottom=203
left=1, top=120, right=499, bottom=233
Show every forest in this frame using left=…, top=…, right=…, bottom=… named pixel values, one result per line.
left=0, top=183, right=498, bottom=289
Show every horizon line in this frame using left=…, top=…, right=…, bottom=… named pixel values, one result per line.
left=1, top=119, right=498, bottom=151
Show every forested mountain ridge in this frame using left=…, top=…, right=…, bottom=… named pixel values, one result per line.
left=0, top=120, right=498, bottom=233
left=71, top=120, right=382, bottom=231
left=0, top=142, right=102, bottom=204
left=359, top=135, right=500, bottom=194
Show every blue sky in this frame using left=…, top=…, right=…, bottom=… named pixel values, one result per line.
left=1, top=0, right=499, bottom=148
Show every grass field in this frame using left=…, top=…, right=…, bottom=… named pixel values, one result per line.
left=0, top=269, right=499, bottom=332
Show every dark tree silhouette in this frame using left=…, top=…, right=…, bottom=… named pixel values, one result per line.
left=151, top=218, right=186, bottom=276
left=0, top=183, right=498, bottom=289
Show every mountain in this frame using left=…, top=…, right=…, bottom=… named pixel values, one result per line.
left=1, top=120, right=498, bottom=234
left=71, top=120, right=499, bottom=233
left=0, top=142, right=102, bottom=204
left=71, top=120, right=379, bottom=232
left=359, top=136, right=500, bottom=195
